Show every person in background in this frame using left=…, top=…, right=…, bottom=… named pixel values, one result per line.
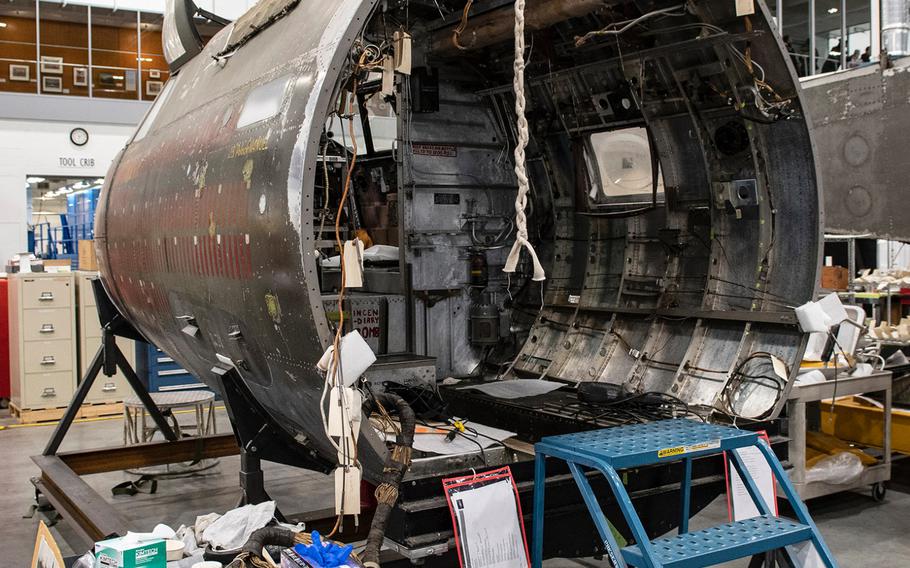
left=822, top=40, right=842, bottom=73
left=848, top=49, right=861, bottom=68
left=861, top=46, right=872, bottom=64
left=783, top=35, right=805, bottom=76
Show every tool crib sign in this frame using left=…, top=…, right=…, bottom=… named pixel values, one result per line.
left=58, top=156, right=96, bottom=168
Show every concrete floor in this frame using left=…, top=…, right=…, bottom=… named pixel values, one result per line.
left=1, top=407, right=908, bottom=566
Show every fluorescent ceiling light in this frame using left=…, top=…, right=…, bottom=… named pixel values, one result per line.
left=827, top=7, right=839, bottom=14
left=27, top=176, right=45, bottom=183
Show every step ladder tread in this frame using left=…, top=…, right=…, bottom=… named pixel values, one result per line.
left=621, top=515, right=813, bottom=567
left=539, top=420, right=755, bottom=467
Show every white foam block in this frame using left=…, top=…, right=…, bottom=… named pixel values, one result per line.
left=795, top=301, right=831, bottom=333
left=317, top=330, right=377, bottom=386
left=817, top=292, right=848, bottom=326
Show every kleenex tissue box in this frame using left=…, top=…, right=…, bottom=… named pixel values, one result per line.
left=94, top=536, right=166, bottom=568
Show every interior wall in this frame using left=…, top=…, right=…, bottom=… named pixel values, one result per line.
left=0, top=117, right=135, bottom=264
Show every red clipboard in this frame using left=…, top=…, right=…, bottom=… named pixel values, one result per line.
left=724, top=431, right=779, bottom=521
left=442, top=466, right=531, bottom=568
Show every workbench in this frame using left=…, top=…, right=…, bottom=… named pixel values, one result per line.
left=786, top=369, right=891, bottom=501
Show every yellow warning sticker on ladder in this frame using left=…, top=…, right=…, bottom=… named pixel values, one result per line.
left=657, top=439, right=720, bottom=458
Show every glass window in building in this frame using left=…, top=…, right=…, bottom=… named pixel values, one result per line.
left=139, top=11, right=168, bottom=101
left=90, top=6, right=139, bottom=100
left=38, top=1, right=89, bottom=96
left=0, top=0, right=38, bottom=94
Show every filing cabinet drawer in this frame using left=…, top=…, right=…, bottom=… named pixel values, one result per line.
left=81, top=275, right=99, bottom=307
left=86, top=374, right=128, bottom=403
left=80, top=337, right=135, bottom=402
left=83, top=319, right=103, bottom=339
left=23, top=340, right=74, bottom=374
left=23, top=309, right=73, bottom=342
left=22, top=371, right=74, bottom=409
left=22, top=278, right=73, bottom=310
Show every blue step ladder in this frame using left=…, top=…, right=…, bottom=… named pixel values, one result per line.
left=532, top=420, right=837, bottom=568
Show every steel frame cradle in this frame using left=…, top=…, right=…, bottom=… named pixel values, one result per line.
left=531, top=420, right=837, bottom=568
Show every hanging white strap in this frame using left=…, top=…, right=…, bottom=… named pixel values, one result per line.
left=504, top=0, right=546, bottom=282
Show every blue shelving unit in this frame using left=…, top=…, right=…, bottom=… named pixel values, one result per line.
left=32, top=187, right=100, bottom=269
left=532, top=420, right=837, bottom=568
left=135, top=343, right=209, bottom=393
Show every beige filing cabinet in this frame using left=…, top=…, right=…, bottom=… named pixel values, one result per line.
left=75, top=271, right=135, bottom=403
left=8, top=272, right=77, bottom=410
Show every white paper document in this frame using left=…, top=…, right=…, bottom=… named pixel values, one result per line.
left=450, top=479, right=528, bottom=568
left=729, top=443, right=776, bottom=520
left=458, top=379, right=563, bottom=399
left=728, top=440, right=824, bottom=567
left=411, top=423, right=517, bottom=456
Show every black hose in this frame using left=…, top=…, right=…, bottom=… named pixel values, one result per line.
left=363, top=392, right=416, bottom=568
left=226, top=526, right=297, bottom=567
left=241, top=526, right=297, bottom=556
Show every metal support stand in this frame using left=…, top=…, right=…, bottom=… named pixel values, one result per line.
left=43, top=279, right=177, bottom=457
left=238, top=450, right=268, bottom=505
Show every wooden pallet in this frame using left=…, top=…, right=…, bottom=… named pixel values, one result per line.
left=78, top=401, right=124, bottom=419
left=9, top=402, right=70, bottom=424
left=9, top=401, right=125, bottom=423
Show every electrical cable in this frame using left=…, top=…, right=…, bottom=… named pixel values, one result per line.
left=575, top=4, right=689, bottom=46
left=452, top=0, right=475, bottom=50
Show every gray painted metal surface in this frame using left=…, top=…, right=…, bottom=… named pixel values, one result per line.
left=96, top=0, right=821, bottom=479
left=802, top=58, right=910, bottom=241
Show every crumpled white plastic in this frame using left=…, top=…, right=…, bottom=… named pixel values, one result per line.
left=321, top=244, right=399, bottom=267
left=201, top=501, right=277, bottom=551
left=805, top=451, right=864, bottom=485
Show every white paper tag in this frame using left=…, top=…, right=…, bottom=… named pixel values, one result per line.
left=327, top=386, right=362, bottom=438
left=382, top=55, right=394, bottom=96
left=334, top=466, right=362, bottom=515
left=735, top=0, right=755, bottom=16
left=394, top=31, right=412, bottom=75
left=343, top=239, right=364, bottom=288
left=770, top=354, right=788, bottom=381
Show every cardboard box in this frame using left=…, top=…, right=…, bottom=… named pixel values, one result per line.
left=94, top=536, right=166, bottom=568
left=821, top=266, right=849, bottom=290
left=79, top=240, right=98, bottom=271
left=43, top=259, right=72, bottom=272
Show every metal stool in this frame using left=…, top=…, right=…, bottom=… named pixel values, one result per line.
left=532, top=419, right=837, bottom=568
left=123, top=390, right=217, bottom=444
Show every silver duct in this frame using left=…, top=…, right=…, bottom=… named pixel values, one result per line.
left=883, top=0, right=910, bottom=56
